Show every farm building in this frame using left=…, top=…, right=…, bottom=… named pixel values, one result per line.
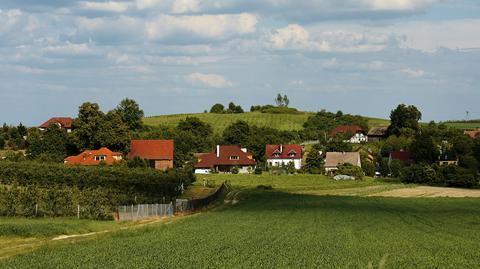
left=330, top=125, right=367, bottom=143
left=265, top=144, right=302, bottom=169
left=39, top=117, right=74, bottom=133
left=324, top=152, right=361, bottom=174
left=195, top=145, right=256, bottom=174
left=64, top=147, right=122, bottom=166
left=127, top=140, right=174, bottom=171
left=367, top=127, right=388, bottom=141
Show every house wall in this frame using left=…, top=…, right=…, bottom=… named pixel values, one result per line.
left=195, top=169, right=211, bottom=174
left=154, top=160, right=173, bottom=171
left=346, top=133, right=368, bottom=144
left=267, top=159, right=302, bottom=170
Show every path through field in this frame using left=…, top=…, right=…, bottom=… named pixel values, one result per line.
left=370, top=186, right=480, bottom=198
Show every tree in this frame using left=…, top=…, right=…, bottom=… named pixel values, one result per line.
left=410, top=133, right=438, bottom=164
left=222, top=121, right=251, bottom=146
left=474, top=138, right=480, bottom=164
left=73, top=102, right=105, bottom=150
left=387, top=104, right=422, bottom=136
left=174, top=117, right=215, bottom=167
left=226, top=102, right=243, bottom=113
left=114, top=98, right=144, bottom=131
left=17, top=123, right=27, bottom=137
left=283, top=94, right=290, bottom=107
left=0, top=134, right=4, bottom=150
left=275, top=94, right=283, bottom=107
left=94, top=111, right=130, bottom=153
left=26, top=124, right=71, bottom=161
left=210, top=103, right=225, bottom=113
left=305, top=149, right=323, bottom=173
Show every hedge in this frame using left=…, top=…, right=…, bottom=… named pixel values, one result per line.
left=0, top=161, right=194, bottom=199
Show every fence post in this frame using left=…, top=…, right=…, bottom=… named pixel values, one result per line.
left=131, top=204, right=134, bottom=221
left=77, top=204, right=80, bottom=219
left=34, top=204, right=38, bottom=217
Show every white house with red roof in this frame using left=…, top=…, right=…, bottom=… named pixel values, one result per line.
left=127, top=140, right=174, bottom=171
left=265, top=144, right=302, bottom=170
left=39, top=117, right=74, bottom=133
left=330, top=125, right=367, bottom=144
left=195, top=145, right=256, bottom=174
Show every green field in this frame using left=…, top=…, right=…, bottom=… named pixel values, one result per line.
left=2, top=174, right=480, bottom=268
left=143, top=112, right=391, bottom=133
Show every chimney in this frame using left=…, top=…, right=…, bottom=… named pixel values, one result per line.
left=280, top=144, right=283, bottom=153
left=216, top=145, right=220, bottom=158
left=241, top=148, right=247, bottom=153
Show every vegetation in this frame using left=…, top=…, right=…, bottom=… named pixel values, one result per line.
left=2, top=174, right=480, bottom=268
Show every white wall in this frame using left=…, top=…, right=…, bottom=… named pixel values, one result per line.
left=195, top=169, right=211, bottom=174
left=267, top=159, right=302, bottom=170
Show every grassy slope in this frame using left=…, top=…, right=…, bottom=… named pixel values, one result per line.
left=3, top=175, right=480, bottom=268
left=143, top=112, right=390, bottom=134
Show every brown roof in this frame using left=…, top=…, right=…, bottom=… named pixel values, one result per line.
left=195, top=145, right=256, bottom=169
left=390, top=151, right=413, bottom=164
left=325, top=152, right=361, bottom=168
left=127, top=140, right=174, bottom=160
left=368, top=127, right=388, bottom=137
left=265, top=144, right=302, bottom=160
left=330, top=125, right=364, bottom=136
left=39, top=117, right=73, bottom=129
left=464, top=129, right=480, bottom=139
left=64, top=147, right=122, bottom=166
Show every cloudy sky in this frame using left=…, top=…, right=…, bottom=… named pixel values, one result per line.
left=1, top=0, right=479, bottom=125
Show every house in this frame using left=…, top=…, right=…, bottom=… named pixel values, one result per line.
left=437, top=153, right=459, bottom=166
left=39, top=117, right=74, bottom=133
left=367, top=127, right=388, bottom=141
left=64, top=147, right=122, bottom=166
left=464, top=128, right=480, bottom=139
left=389, top=151, right=413, bottom=165
left=330, top=125, right=367, bottom=143
left=265, top=144, right=302, bottom=170
left=195, top=145, right=256, bottom=174
left=127, top=140, right=174, bottom=171
left=324, top=152, right=361, bottom=174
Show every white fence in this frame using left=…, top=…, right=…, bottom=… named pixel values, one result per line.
left=116, top=203, right=174, bottom=221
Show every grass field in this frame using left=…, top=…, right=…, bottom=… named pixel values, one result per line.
left=2, top=174, right=480, bottom=268
left=143, top=112, right=391, bottom=133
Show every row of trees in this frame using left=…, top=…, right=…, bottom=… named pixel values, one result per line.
left=209, top=102, right=244, bottom=114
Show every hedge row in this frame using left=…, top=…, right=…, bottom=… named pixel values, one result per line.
left=401, top=164, right=479, bottom=188
left=0, top=161, right=195, bottom=198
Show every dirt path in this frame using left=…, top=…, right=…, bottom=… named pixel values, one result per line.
left=297, top=185, right=405, bottom=197
left=369, top=186, right=480, bottom=198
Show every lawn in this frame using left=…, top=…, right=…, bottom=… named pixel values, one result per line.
left=2, top=174, right=480, bottom=268
left=143, top=112, right=391, bottom=134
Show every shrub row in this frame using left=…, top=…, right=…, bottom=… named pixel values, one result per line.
left=0, top=161, right=195, bottom=198
left=401, top=164, right=479, bottom=188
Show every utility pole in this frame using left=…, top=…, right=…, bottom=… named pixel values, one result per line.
left=466, top=111, right=470, bottom=121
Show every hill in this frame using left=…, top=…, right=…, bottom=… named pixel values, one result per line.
left=143, top=112, right=390, bottom=134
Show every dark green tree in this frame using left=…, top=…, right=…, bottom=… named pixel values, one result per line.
left=305, top=149, right=323, bottom=173
left=283, top=94, right=290, bottom=107
left=114, top=98, right=144, bottom=131
left=94, top=111, right=130, bottom=153
left=222, top=120, right=251, bottom=146
left=27, top=124, right=70, bottom=161
left=209, top=103, right=225, bottom=113
left=410, top=133, right=438, bottom=163
left=387, top=104, right=422, bottom=136
left=275, top=93, right=283, bottom=107
left=73, top=102, right=105, bottom=150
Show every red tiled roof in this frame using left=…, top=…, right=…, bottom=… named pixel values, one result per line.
left=330, top=125, right=364, bottom=137
left=265, top=144, right=302, bottom=159
left=464, top=129, right=480, bottom=139
left=195, top=145, right=256, bottom=169
left=64, top=147, right=122, bottom=166
left=390, top=151, right=413, bottom=164
left=127, top=140, right=174, bottom=160
left=39, top=117, right=74, bottom=129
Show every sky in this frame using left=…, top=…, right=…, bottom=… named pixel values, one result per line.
left=1, top=0, right=480, bottom=126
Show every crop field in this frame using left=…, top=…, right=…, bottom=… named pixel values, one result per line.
left=143, top=112, right=391, bottom=133
left=2, top=174, right=480, bottom=268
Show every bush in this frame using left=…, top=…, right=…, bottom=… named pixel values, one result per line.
left=401, top=164, right=437, bottom=184
left=362, top=161, right=375, bottom=177
left=389, top=160, right=404, bottom=178
left=231, top=167, right=240, bottom=174
left=254, top=167, right=263, bottom=175
left=337, top=164, right=364, bottom=180
left=439, top=165, right=478, bottom=188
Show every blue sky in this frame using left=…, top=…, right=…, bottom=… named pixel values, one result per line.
left=1, top=0, right=479, bottom=126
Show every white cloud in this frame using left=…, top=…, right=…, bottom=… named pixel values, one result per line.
left=371, top=0, right=435, bottom=10
left=401, top=68, right=425, bottom=78
left=78, top=1, right=131, bottom=13
left=146, top=13, right=257, bottom=41
left=171, top=0, right=200, bottom=13
left=43, top=42, right=95, bottom=56
left=186, top=72, right=233, bottom=88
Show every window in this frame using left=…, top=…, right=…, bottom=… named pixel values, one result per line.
left=289, top=152, right=296, bottom=157
left=94, top=155, right=106, bottom=161
left=229, top=156, right=239, bottom=160
left=273, top=153, right=280, bottom=157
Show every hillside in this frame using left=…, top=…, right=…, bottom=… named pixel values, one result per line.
left=143, top=112, right=390, bottom=133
